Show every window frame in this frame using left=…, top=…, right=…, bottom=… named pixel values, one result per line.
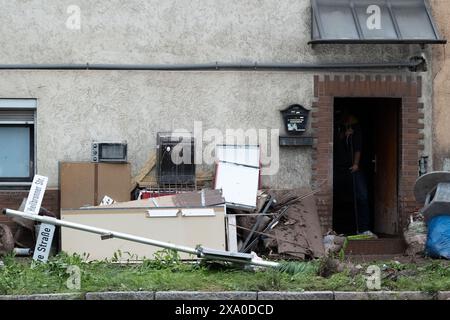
left=0, top=99, right=37, bottom=186
left=0, top=123, right=35, bottom=183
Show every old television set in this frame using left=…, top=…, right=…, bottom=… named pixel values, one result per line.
left=156, top=133, right=195, bottom=185
left=92, top=141, right=127, bottom=163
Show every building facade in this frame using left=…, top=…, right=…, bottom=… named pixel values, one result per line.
left=430, top=0, right=450, bottom=171
left=0, top=0, right=445, bottom=234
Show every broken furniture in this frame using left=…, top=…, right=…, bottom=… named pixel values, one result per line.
left=232, top=188, right=325, bottom=260
left=4, top=208, right=279, bottom=268
left=61, top=207, right=226, bottom=260
left=215, top=162, right=259, bottom=211
left=12, top=199, right=35, bottom=248
left=214, top=145, right=260, bottom=211
left=213, top=145, right=324, bottom=259
left=106, top=189, right=225, bottom=208
left=60, top=190, right=229, bottom=261
left=12, top=198, right=57, bottom=249
left=414, top=171, right=450, bottom=222
left=239, top=195, right=276, bottom=253
left=60, top=162, right=131, bottom=209
left=212, top=145, right=262, bottom=251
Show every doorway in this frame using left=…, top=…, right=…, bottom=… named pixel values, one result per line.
left=333, top=98, right=400, bottom=236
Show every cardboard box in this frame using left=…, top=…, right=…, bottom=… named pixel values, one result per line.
left=60, top=162, right=131, bottom=209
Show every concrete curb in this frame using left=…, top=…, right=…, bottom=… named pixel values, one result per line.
left=334, top=291, right=436, bottom=300
left=258, top=291, right=334, bottom=300
left=437, top=291, right=450, bottom=300
left=334, top=292, right=371, bottom=300
left=155, top=291, right=257, bottom=300
left=0, top=293, right=81, bottom=300
left=85, top=291, right=155, bottom=300
left=0, top=291, right=449, bottom=300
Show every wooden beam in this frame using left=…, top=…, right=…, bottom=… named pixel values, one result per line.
left=130, top=152, right=157, bottom=191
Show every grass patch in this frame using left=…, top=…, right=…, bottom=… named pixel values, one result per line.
left=0, top=252, right=449, bottom=295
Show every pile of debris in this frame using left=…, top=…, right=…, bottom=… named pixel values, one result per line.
left=59, top=189, right=229, bottom=261
left=2, top=142, right=326, bottom=265
left=231, top=189, right=324, bottom=260
left=403, top=212, right=427, bottom=257
left=414, top=171, right=450, bottom=259
left=213, top=145, right=324, bottom=260
left=0, top=198, right=57, bottom=258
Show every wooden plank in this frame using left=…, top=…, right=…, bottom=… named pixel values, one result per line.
left=196, top=170, right=213, bottom=181
left=130, top=152, right=157, bottom=191
left=137, top=170, right=213, bottom=188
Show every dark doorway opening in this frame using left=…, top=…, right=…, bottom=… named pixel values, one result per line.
left=333, top=98, right=401, bottom=236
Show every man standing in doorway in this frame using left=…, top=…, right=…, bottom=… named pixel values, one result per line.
left=341, top=112, right=377, bottom=238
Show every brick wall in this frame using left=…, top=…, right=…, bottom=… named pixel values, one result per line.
left=0, top=189, right=60, bottom=233
left=312, top=75, right=423, bottom=233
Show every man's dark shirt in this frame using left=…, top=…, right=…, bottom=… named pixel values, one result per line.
left=335, top=123, right=362, bottom=168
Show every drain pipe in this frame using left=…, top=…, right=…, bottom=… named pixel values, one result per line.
left=0, top=57, right=425, bottom=72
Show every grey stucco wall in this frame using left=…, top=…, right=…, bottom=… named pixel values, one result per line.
left=0, top=0, right=418, bottom=65
left=0, top=0, right=433, bottom=187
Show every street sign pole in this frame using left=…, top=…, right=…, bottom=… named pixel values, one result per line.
left=24, top=175, right=55, bottom=263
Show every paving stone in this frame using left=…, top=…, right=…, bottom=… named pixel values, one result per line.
left=366, top=291, right=434, bottom=300
left=334, top=292, right=370, bottom=300
left=258, top=291, right=334, bottom=300
left=0, top=293, right=81, bottom=300
left=85, top=291, right=155, bottom=300
left=155, top=291, right=257, bottom=300
left=437, top=292, right=450, bottom=300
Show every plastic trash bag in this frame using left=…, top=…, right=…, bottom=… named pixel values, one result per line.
left=425, top=215, right=450, bottom=259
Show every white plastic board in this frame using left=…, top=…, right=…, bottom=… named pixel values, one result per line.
left=214, top=161, right=259, bottom=210
left=216, top=145, right=260, bottom=167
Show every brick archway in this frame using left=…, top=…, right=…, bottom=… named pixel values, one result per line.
left=311, top=75, right=423, bottom=233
